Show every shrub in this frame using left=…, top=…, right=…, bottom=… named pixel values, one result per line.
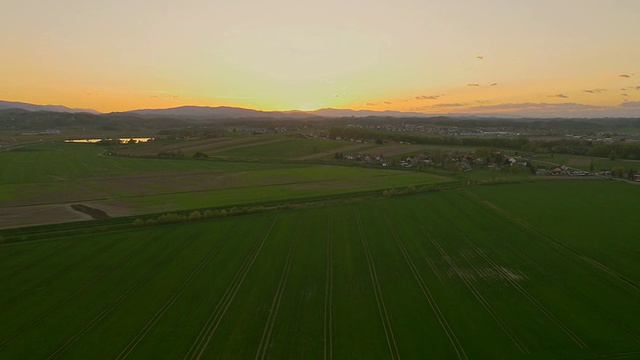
left=188, top=210, right=202, bottom=221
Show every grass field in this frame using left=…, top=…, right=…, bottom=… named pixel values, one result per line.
left=0, top=142, right=451, bottom=228
left=1, top=180, right=638, bottom=359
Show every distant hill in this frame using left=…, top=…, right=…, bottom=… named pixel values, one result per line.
left=309, top=108, right=430, bottom=118
left=0, top=100, right=100, bottom=114
left=118, top=106, right=316, bottom=119
left=5, top=99, right=638, bottom=119
left=116, top=106, right=438, bottom=119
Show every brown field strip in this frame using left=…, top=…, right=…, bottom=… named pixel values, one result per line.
left=206, top=138, right=289, bottom=154
left=294, top=144, right=372, bottom=160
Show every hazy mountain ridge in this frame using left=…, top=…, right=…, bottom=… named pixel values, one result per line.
left=2, top=100, right=640, bottom=119
left=0, top=100, right=101, bottom=114
left=0, top=101, right=438, bottom=118
left=119, top=106, right=316, bottom=118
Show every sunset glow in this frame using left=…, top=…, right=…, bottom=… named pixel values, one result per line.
left=1, top=0, right=639, bottom=116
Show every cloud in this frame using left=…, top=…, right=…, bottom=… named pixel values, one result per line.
left=475, top=56, right=484, bottom=60
left=467, top=83, right=480, bottom=87
left=365, top=102, right=376, bottom=106
left=583, top=89, right=606, bottom=93
left=548, top=94, right=569, bottom=99
left=490, top=83, right=498, bottom=86
left=384, top=101, right=392, bottom=105
left=621, top=94, right=629, bottom=97
left=620, top=101, right=640, bottom=108
left=217, top=95, right=250, bottom=99
left=414, top=101, right=640, bottom=117
left=148, top=91, right=181, bottom=99
left=432, top=103, right=465, bottom=108
left=464, top=102, right=606, bottom=115
left=633, top=86, right=640, bottom=90
left=619, top=74, right=632, bottom=78
left=415, top=94, right=441, bottom=100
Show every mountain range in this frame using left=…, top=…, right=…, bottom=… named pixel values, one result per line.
left=2, top=99, right=640, bottom=119
left=0, top=100, right=434, bottom=119
left=0, top=100, right=101, bottom=114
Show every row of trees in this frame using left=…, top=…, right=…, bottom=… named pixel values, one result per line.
left=327, top=128, right=640, bottom=160
left=132, top=205, right=291, bottom=227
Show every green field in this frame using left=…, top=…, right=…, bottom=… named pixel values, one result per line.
left=0, top=142, right=451, bottom=227
left=1, top=180, right=639, bottom=359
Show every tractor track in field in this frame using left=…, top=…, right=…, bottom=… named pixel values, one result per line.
left=323, top=216, right=334, bottom=360
left=354, top=212, right=399, bottom=360
left=495, top=236, right=640, bottom=343
left=183, top=217, right=278, bottom=360
left=420, top=226, right=529, bottom=354
left=47, top=237, right=197, bottom=360
left=382, top=215, right=467, bottom=360
left=0, top=237, right=152, bottom=349
left=460, top=233, right=589, bottom=349
left=497, top=205, right=640, bottom=298
left=254, top=220, right=301, bottom=360
left=0, top=239, right=118, bottom=312
left=114, top=235, right=228, bottom=360
left=1, top=240, right=106, bottom=286
left=569, top=350, right=640, bottom=359
left=462, top=190, right=640, bottom=304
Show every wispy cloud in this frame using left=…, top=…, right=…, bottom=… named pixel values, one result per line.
left=621, top=93, right=629, bottom=97
left=217, top=95, right=252, bottom=99
left=384, top=101, right=392, bottom=105
left=490, top=83, right=498, bottom=86
left=475, top=56, right=484, bottom=60
left=365, top=102, right=376, bottom=106
left=467, top=83, right=480, bottom=87
left=619, top=74, right=632, bottom=78
left=415, top=94, right=442, bottom=100
left=583, top=89, right=606, bottom=93
left=465, top=102, right=604, bottom=114
left=433, top=103, right=465, bottom=108
left=548, top=94, right=569, bottom=99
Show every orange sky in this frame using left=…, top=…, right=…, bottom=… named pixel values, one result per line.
left=1, top=1, right=639, bottom=116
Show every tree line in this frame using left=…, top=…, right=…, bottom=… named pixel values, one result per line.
left=327, top=128, right=640, bottom=160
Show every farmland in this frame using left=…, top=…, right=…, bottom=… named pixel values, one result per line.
left=1, top=180, right=639, bottom=359
left=1, top=132, right=639, bottom=359
left=0, top=141, right=450, bottom=228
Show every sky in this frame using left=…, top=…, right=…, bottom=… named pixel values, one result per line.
left=1, top=0, right=640, bottom=116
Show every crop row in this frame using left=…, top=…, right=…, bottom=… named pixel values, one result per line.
left=1, top=182, right=639, bottom=358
